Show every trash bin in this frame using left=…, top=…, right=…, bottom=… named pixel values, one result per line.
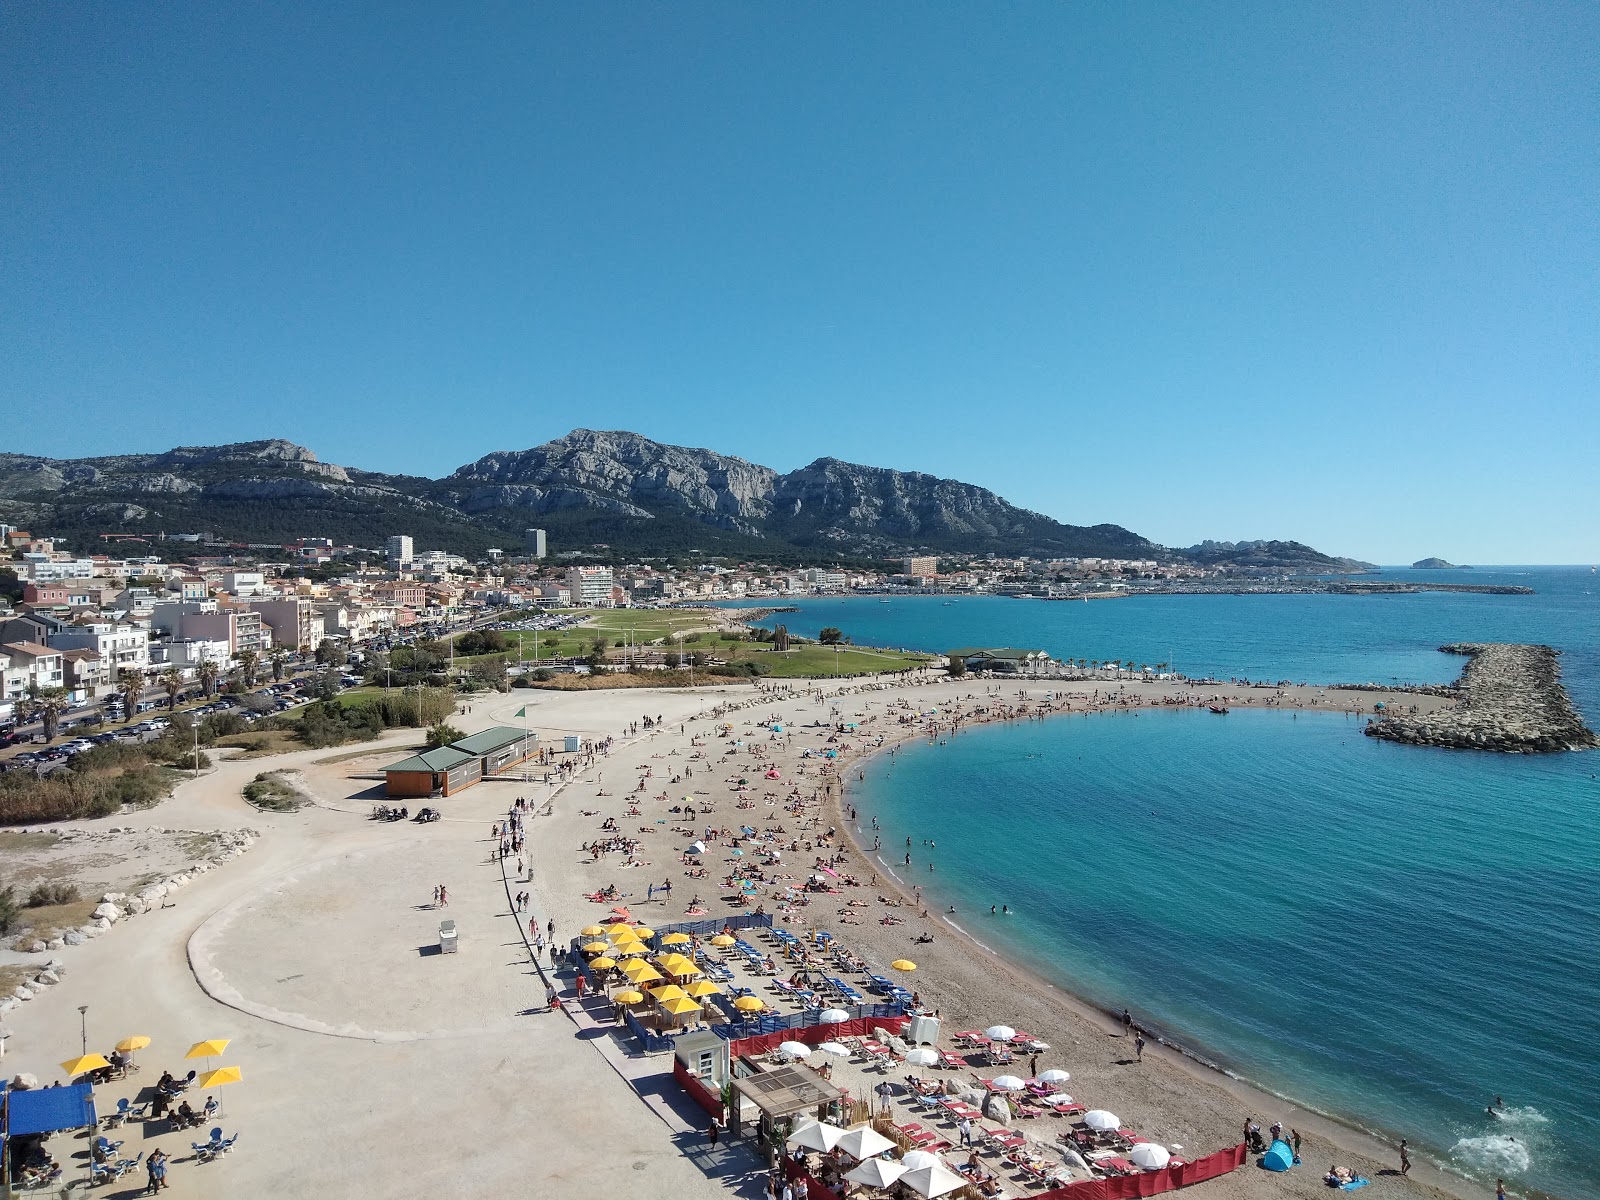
left=439, top=920, right=458, bottom=954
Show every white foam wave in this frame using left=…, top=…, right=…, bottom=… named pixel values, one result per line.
left=1495, top=1105, right=1549, bottom=1127
left=1450, top=1134, right=1531, bottom=1176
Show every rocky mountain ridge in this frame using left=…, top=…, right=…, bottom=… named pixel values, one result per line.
left=0, top=431, right=1364, bottom=568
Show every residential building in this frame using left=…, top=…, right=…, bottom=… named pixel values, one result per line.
left=0, top=642, right=66, bottom=697
left=385, top=535, right=414, bottom=570
left=373, top=583, right=428, bottom=609
left=251, top=598, right=326, bottom=652
left=48, top=622, right=150, bottom=676
left=525, top=528, right=547, bottom=559
left=221, top=571, right=267, bottom=597
left=150, top=602, right=269, bottom=657
left=903, top=556, right=938, bottom=579
left=566, top=566, right=615, bottom=607
left=60, top=648, right=109, bottom=695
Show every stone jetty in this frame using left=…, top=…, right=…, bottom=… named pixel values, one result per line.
left=1364, top=643, right=1597, bottom=753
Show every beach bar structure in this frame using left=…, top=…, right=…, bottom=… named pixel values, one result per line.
left=948, top=647, right=1056, bottom=675
left=726, top=1062, right=843, bottom=1138
left=382, top=726, right=537, bottom=799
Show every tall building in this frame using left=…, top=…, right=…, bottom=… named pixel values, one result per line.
left=903, top=556, right=938, bottom=579
left=525, top=528, right=547, bottom=559
left=566, top=566, right=615, bottom=607
left=386, top=535, right=414, bottom=570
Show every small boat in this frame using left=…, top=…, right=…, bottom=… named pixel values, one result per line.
left=1208, top=705, right=1229, bottom=715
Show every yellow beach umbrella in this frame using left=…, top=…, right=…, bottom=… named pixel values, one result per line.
left=658, top=952, right=697, bottom=971
left=612, top=942, right=649, bottom=957
left=658, top=996, right=702, bottom=1018
left=632, top=927, right=655, bottom=940
left=891, top=960, right=917, bottom=972
left=685, top=981, right=722, bottom=997
left=651, top=984, right=690, bottom=1003
left=582, top=941, right=610, bottom=954
left=733, top=996, right=766, bottom=1012
left=709, top=934, right=736, bottom=947
left=614, top=990, right=646, bottom=1005
left=580, top=925, right=605, bottom=937
left=115, top=1036, right=151, bottom=1053
left=660, top=932, right=692, bottom=945
left=589, top=957, right=617, bottom=970
left=60, top=1054, right=110, bottom=1078
left=605, top=922, right=635, bottom=936
left=623, top=964, right=664, bottom=984
left=196, top=1065, right=243, bottom=1088
left=186, top=1039, right=231, bottom=1059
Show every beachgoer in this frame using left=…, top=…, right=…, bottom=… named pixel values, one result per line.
left=707, top=1120, right=720, bottom=1147
left=1291, top=1128, right=1302, bottom=1157
left=959, top=1117, right=973, bottom=1145
left=1399, top=1140, right=1410, bottom=1175
left=146, top=1148, right=169, bottom=1192
left=1122, top=1008, right=1133, bottom=1035
left=438, top=885, right=448, bottom=907
left=1497, top=1178, right=1507, bottom=1200
left=1134, top=1033, right=1146, bottom=1061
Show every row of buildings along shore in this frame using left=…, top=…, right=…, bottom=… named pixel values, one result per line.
left=0, top=519, right=1197, bottom=720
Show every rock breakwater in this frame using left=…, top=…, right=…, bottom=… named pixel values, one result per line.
left=1364, top=643, right=1597, bottom=753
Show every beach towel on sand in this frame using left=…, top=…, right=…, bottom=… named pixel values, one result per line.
left=1338, top=1180, right=1370, bottom=1191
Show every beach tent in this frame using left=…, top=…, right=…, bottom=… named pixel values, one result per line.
left=1261, top=1139, right=1295, bottom=1171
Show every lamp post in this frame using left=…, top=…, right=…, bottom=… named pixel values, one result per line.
left=78, top=1004, right=88, bottom=1055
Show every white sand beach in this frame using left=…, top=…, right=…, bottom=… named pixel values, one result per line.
left=0, top=676, right=1480, bottom=1200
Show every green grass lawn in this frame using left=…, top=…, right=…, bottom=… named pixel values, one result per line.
left=457, top=608, right=721, bottom=661
left=721, top=643, right=931, bottom=678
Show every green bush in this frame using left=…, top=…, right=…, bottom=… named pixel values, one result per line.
left=243, top=771, right=303, bottom=811
left=26, top=881, right=80, bottom=907
left=0, top=886, right=19, bottom=934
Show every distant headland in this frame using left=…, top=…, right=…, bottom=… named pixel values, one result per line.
left=1411, top=557, right=1468, bottom=569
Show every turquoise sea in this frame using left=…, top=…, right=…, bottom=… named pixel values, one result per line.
left=725, top=568, right=1600, bottom=1198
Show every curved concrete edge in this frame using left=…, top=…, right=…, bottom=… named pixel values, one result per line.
left=184, top=846, right=528, bottom=1044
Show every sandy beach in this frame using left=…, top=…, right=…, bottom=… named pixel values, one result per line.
left=0, top=672, right=1494, bottom=1200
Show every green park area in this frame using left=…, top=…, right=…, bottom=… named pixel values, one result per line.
left=449, top=609, right=930, bottom=679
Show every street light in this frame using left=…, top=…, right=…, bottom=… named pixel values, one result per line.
left=78, top=1004, right=88, bottom=1055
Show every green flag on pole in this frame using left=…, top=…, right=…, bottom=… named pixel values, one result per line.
left=514, top=705, right=528, bottom=718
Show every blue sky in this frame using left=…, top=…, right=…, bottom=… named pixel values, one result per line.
left=3, top=3, right=1595, bottom=563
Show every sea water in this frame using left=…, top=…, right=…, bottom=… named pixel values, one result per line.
left=725, top=568, right=1600, bottom=1197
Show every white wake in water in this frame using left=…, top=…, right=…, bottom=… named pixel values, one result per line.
left=1450, top=1108, right=1548, bottom=1177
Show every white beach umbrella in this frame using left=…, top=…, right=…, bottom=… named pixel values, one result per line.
left=1083, top=1109, right=1121, bottom=1131
left=989, top=1074, right=1026, bottom=1091
left=1060, top=1146, right=1090, bottom=1172
left=1036, top=1068, right=1071, bottom=1084
left=1130, top=1143, right=1171, bottom=1170
left=835, top=1125, right=897, bottom=1160
left=1043, top=1093, right=1074, bottom=1106
left=904, top=1047, right=939, bottom=1067
left=778, top=1040, right=812, bottom=1060
left=786, top=1120, right=843, bottom=1152
left=900, top=1150, right=940, bottom=1171
left=984, top=1024, right=1016, bottom=1041
left=817, top=1007, right=851, bottom=1023
left=815, top=1041, right=850, bottom=1058
left=900, top=1161, right=968, bottom=1198
left=844, top=1157, right=907, bottom=1189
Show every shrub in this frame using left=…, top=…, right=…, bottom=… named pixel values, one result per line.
left=0, top=886, right=18, bottom=934
left=425, top=722, right=466, bottom=749
left=243, top=771, right=303, bottom=811
left=26, top=881, right=80, bottom=907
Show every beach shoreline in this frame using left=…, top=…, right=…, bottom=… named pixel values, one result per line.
left=775, top=677, right=1494, bottom=1200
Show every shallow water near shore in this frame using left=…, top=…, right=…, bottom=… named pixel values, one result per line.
left=730, top=567, right=1600, bottom=1197
left=853, top=709, right=1599, bottom=1198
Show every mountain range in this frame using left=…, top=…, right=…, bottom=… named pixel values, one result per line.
left=0, top=430, right=1372, bottom=571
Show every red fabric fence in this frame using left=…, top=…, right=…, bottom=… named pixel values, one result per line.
left=672, top=1058, right=724, bottom=1119
left=729, top=1016, right=909, bottom=1059
left=1035, top=1143, right=1248, bottom=1200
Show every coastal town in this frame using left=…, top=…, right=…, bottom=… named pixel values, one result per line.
left=3, top=515, right=1575, bottom=1200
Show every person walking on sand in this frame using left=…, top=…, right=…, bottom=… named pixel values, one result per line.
left=1134, top=1032, right=1146, bottom=1061
left=1399, top=1140, right=1411, bottom=1175
left=1122, top=1008, right=1133, bottom=1036
left=1497, top=1178, right=1507, bottom=1200
left=707, top=1119, right=720, bottom=1147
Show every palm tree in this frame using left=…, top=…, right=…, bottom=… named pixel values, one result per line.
left=161, top=666, right=183, bottom=711
left=118, top=667, right=145, bottom=721
left=33, top=686, right=67, bottom=742
left=237, top=648, right=260, bottom=687
left=198, top=659, right=219, bottom=698
left=269, top=647, right=288, bottom=683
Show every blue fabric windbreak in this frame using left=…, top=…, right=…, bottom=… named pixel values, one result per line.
left=5, top=1083, right=97, bottom=1136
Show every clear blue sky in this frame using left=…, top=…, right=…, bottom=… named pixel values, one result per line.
left=3, top=3, right=1595, bottom=563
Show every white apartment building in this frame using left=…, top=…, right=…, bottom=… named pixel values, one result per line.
left=19, top=557, right=97, bottom=581
left=48, top=622, right=150, bottom=676
left=0, top=642, right=66, bottom=699
left=386, top=535, right=414, bottom=569
left=566, top=566, right=615, bottom=607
